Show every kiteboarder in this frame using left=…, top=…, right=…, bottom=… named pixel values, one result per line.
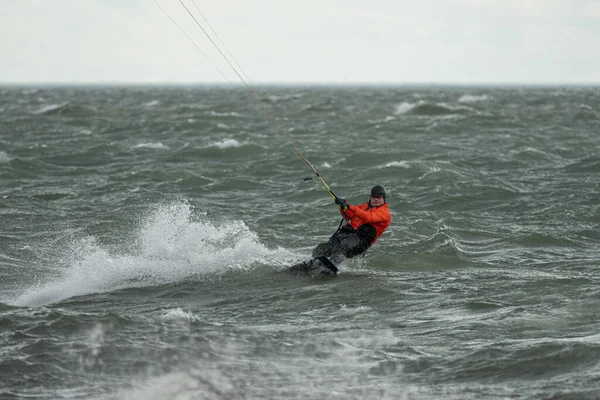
left=311, top=185, right=392, bottom=270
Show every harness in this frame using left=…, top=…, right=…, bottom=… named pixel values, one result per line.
left=329, top=218, right=372, bottom=258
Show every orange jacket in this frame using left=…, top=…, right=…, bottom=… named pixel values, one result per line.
left=341, top=202, right=391, bottom=244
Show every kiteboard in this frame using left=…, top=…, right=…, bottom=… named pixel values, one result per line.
left=288, top=256, right=339, bottom=277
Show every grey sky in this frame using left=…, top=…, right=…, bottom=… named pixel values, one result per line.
left=1, top=0, right=599, bottom=84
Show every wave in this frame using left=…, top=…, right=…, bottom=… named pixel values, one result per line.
left=368, top=115, right=397, bottom=124
left=299, top=101, right=336, bottom=113
left=264, top=93, right=304, bottom=103
left=210, top=138, right=242, bottom=149
left=395, top=100, right=475, bottom=116
left=132, top=142, right=170, bottom=150
left=32, top=102, right=97, bottom=117
left=444, top=338, right=600, bottom=382
left=381, top=161, right=410, bottom=169
left=413, top=102, right=474, bottom=116
left=395, top=102, right=417, bottom=114
left=8, top=202, right=291, bottom=307
left=0, top=151, right=12, bottom=163
left=458, top=94, right=489, bottom=103
left=159, top=308, right=209, bottom=323
left=572, top=108, right=599, bottom=121
left=143, top=100, right=160, bottom=108
left=33, top=103, right=69, bottom=115
left=205, top=110, right=242, bottom=117
left=563, top=155, right=600, bottom=173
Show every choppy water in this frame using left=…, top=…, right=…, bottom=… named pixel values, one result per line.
left=1, top=85, right=600, bottom=399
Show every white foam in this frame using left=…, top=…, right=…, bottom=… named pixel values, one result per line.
left=458, top=94, right=489, bottom=103
left=383, top=161, right=410, bottom=169
left=109, top=370, right=234, bottom=400
left=0, top=151, right=11, bottom=163
left=437, top=102, right=474, bottom=112
left=206, top=111, right=241, bottom=117
left=102, top=330, right=405, bottom=400
left=75, top=323, right=107, bottom=369
left=33, top=103, right=67, bottom=114
left=144, top=100, right=160, bottom=108
left=160, top=308, right=202, bottom=322
left=266, top=93, right=303, bottom=102
left=369, top=115, right=397, bottom=124
left=418, top=166, right=441, bottom=180
left=211, top=139, right=240, bottom=149
left=133, top=142, right=169, bottom=150
left=10, top=202, right=288, bottom=307
left=394, top=102, right=417, bottom=114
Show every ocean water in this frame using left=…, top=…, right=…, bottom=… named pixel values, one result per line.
left=1, top=85, right=599, bottom=399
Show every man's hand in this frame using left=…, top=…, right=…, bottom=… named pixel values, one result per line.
left=335, top=197, right=349, bottom=210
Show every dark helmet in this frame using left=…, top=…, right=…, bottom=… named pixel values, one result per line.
left=370, top=185, right=387, bottom=198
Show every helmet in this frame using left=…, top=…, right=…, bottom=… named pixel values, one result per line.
left=370, top=185, right=387, bottom=198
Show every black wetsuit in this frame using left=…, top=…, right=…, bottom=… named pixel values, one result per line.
left=311, top=223, right=376, bottom=266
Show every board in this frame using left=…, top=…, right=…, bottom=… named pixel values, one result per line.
left=288, top=256, right=339, bottom=277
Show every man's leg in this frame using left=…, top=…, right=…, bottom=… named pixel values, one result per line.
left=312, top=241, right=333, bottom=258
left=329, top=233, right=363, bottom=266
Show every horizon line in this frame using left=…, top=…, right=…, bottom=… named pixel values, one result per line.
left=1, top=81, right=600, bottom=87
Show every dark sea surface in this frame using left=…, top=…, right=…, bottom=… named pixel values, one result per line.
left=1, top=85, right=599, bottom=399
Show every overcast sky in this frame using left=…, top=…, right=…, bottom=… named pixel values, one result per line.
left=1, top=0, right=599, bottom=84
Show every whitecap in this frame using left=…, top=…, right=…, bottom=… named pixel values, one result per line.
left=458, top=94, right=489, bottom=103
left=160, top=308, right=202, bottom=322
left=370, top=115, right=397, bottom=124
left=110, top=370, right=235, bottom=400
left=144, top=100, right=160, bottom=108
left=133, top=142, right=169, bottom=150
left=33, top=103, right=68, bottom=114
left=0, top=151, right=12, bottom=163
left=383, top=161, right=410, bottom=168
left=266, top=93, right=304, bottom=102
left=212, top=139, right=240, bottom=149
left=395, top=102, right=417, bottom=114
left=418, top=166, right=441, bottom=180
left=206, top=111, right=241, bottom=117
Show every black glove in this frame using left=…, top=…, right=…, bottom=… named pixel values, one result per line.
left=335, top=197, right=349, bottom=210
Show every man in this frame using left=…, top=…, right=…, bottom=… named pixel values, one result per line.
left=312, top=185, right=392, bottom=269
